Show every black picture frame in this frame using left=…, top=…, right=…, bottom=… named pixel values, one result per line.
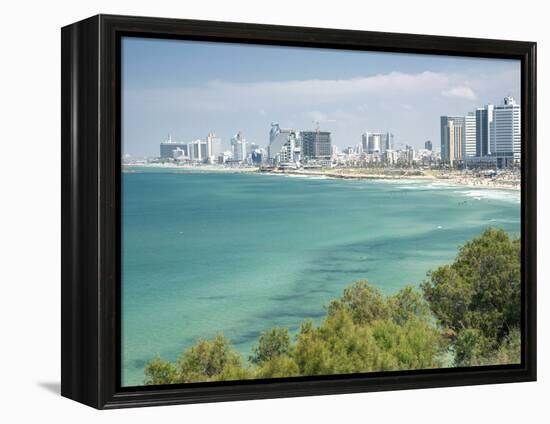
left=61, top=14, right=537, bottom=409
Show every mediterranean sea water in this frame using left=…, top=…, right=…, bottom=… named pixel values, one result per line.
left=121, top=169, right=520, bottom=386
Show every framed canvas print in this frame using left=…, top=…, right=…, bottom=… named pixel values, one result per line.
left=61, top=14, right=537, bottom=409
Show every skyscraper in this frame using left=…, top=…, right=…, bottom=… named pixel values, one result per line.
left=381, top=132, right=394, bottom=152
left=207, top=132, right=223, bottom=160
left=302, top=131, right=332, bottom=160
left=268, top=123, right=302, bottom=164
left=475, top=104, right=494, bottom=157
left=187, top=139, right=209, bottom=162
left=464, top=112, right=477, bottom=158
left=491, top=96, right=521, bottom=166
left=440, top=116, right=465, bottom=167
left=368, top=133, right=381, bottom=153
left=269, top=123, right=294, bottom=161
left=361, top=133, right=369, bottom=152
left=425, top=140, right=433, bottom=151
left=231, top=131, right=247, bottom=162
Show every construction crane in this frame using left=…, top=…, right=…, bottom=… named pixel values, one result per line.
left=312, top=119, right=336, bottom=132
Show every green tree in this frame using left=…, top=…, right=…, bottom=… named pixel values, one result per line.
left=327, top=280, right=391, bottom=325
left=421, top=265, right=470, bottom=338
left=293, top=305, right=444, bottom=376
left=144, top=356, right=178, bottom=385
left=388, top=285, right=432, bottom=325
left=254, top=355, right=300, bottom=379
left=218, top=363, right=254, bottom=381
left=454, top=327, right=521, bottom=367
left=421, top=228, right=520, bottom=364
left=369, top=319, right=444, bottom=371
left=453, top=328, right=493, bottom=366
left=486, top=327, right=521, bottom=365
left=176, top=334, right=245, bottom=383
left=292, top=319, right=335, bottom=376
left=249, top=327, right=291, bottom=365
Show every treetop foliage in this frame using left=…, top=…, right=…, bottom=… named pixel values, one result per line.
left=421, top=228, right=520, bottom=366
left=145, top=228, right=521, bottom=384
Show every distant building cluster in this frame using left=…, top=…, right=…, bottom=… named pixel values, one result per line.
left=152, top=96, right=519, bottom=171
left=156, top=124, right=439, bottom=170
left=332, top=136, right=439, bottom=169
left=268, top=123, right=332, bottom=168
left=160, top=133, right=222, bottom=163
left=229, top=131, right=263, bottom=165
left=326, top=128, right=440, bottom=169
left=441, top=96, right=520, bottom=169
left=159, top=132, right=265, bottom=165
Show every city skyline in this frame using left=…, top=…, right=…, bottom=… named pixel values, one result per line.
left=122, top=37, right=520, bottom=157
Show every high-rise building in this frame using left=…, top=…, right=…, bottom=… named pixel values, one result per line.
left=302, top=131, right=332, bottom=160
left=187, top=139, right=208, bottom=162
left=160, top=135, right=188, bottom=158
left=187, top=140, right=199, bottom=161
left=440, top=116, right=465, bottom=167
left=491, top=96, right=521, bottom=166
left=368, top=133, right=381, bottom=153
left=381, top=132, right=394, bottom=152
left=269, top=123, right=292, bottom=160
left=464, top=112, right=477, bottom=158
left=207, top=133, right=223, bottom=160
left=469, top=97, right=520, bottom=168
left=230, top=131, right=247, bottom=162
left=268, top=123, right=302, bottom=164
left=361, top=133, right=369, bottom=152
left=425, top=140, right=433, bottom=151
left=475, top=104, right=494, bottom=157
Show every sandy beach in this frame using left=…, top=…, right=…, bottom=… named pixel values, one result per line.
left=263, top=168, right=520, bottom=190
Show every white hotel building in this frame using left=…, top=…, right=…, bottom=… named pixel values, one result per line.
left=464, top=112, right=477, bottom=158
left=230, top=131, right=248, bottom=163
left=491, top=96, right=521, bottom=166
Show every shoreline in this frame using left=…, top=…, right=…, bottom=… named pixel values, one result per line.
left=264, top=169, right=520, bottom=190
left=123, top=163, right=520, bottom=191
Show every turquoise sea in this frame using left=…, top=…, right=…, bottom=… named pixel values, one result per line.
left=121, top=169, right=520, bottom=386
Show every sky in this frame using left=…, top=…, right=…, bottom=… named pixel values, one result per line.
left=122, top=36, right=520, bottom=157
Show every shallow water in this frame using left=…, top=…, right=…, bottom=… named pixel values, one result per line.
left=121, top=170, right=520, bottom=386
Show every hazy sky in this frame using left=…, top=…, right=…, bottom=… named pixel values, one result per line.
left=122, top=36, right=520, bottom=157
